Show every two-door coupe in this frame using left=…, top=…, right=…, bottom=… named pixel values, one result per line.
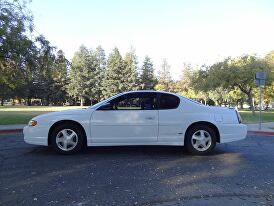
left=24, top=91, right=247, bottom=154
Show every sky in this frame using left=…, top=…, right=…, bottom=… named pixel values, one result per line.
left=29, top=0, right=274, bottom=79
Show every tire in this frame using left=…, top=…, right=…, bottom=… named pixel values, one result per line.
left=185, top=125, right=216, bottom=155
left=50, top=123, right=85, bottom=154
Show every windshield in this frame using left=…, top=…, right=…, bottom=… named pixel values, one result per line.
left=89, top=93, right=123, bottom=109
left=89, top=100, right=106, bottom=109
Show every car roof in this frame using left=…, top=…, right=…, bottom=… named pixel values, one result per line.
left=123, top=90, right=180, bottom=96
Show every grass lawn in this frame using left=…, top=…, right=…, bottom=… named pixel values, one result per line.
left=0, top=106, right=273, bottom=125
left=0, top=106, right=87, bottom=125
left=239, top=110, right=274, bottom=124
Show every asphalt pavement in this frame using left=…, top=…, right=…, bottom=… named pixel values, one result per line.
left=0, top=133, right=274, bottom=206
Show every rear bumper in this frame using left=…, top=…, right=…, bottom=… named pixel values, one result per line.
left=23, top=126, right=48, bottom=146
left=219, top=123, right=247, bottom=143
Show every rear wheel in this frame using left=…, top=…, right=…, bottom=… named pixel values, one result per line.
left=50, top=123, right=85, bottom=154
left=185, top=125, right=216, bottom=155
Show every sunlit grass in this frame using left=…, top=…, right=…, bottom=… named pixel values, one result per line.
left=0, top=106, right=87, bottom=112
left=0, top=106, right=87, bottom=125
left=239, top=110, right=274, bottom=124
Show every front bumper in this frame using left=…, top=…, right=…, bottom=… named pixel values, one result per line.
left=219, top=123, right=247, bottom=143
left=23, top=126, right=48, bottom=146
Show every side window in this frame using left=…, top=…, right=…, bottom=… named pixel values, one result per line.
left=109, top=93, right=157, bottom=110
left=159, top=94, right=180, bottom=109
left=115, top=95, right=141, bottom=110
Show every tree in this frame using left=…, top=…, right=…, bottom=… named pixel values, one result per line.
left=139, top=56, right=157, bottom=90
left=195, top=55, right=272, bottom=113
left=101, top=47, right=124, bottom=98
left=0, top=0, right=34, bottom=105
left=227, top=88, right=247, bottom=108
left=67, top=45, right=95, bottom=106
left=123, top=48, right=138, bottom=91
left=263, top=51, right=274, bottom=105
left=50, top=50, right=69, bottom=105
left=155, top=58, right=173, bottom=91
left=173, top=63, right=197, bottom=98
left=34, top=35, right=56, bottom=105
left=93, top=46, right=106, bottom=102
left=222, top=56, right=271, bottom=113
left=265, top=51, right=274, bottom=66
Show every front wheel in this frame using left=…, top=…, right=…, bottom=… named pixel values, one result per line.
left=185, top=125, right=216, bottom=155
left=50, top=124, right=85, bottom=154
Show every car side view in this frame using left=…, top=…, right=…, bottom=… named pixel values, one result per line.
left=24, top=91, right=247, bottom=155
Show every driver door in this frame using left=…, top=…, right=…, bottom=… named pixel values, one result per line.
left=90, top=92, right=158, bottom=143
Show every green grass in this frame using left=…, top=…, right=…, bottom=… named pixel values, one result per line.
left=0, top=106, right=87, bottom=125
left=0, top=106, right=273, bottom=125
left=239, top=110, right=274, bottom=124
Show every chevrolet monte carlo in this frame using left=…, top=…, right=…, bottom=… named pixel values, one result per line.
left=24, top=91, right=247, bottom=155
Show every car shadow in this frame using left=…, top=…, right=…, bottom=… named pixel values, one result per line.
left=27, top=144, right=232, bottom=158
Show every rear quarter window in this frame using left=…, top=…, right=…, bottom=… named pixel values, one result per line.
left=159, top=94, right=180, bottom=109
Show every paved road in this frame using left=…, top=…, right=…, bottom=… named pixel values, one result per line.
left=0, top=133, right=274, bottom=206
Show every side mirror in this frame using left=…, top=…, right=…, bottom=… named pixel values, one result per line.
left=98, top=102, right=113, bottom=110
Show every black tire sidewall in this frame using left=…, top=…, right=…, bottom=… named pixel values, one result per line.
left=51, top=124, right=85, bottom=154
left=185, top=125, right=216, bottom=155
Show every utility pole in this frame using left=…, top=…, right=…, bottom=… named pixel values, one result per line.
left=259, top=84, right=262, bottom=130
left=255, top=72, right=266, bottom=130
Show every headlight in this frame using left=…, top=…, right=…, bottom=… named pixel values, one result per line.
left=28, top=120, right=37, bottom=126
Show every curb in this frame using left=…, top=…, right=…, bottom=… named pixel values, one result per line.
left=0, top=129, right=23, bottom=135
left=247, top=130, right=274, bottom=136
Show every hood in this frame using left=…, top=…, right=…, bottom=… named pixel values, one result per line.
left=32, top=108, right=92, bottom=120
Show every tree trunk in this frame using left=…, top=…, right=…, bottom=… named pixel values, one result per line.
left=217, top=100, right=221, bottom=106
left=80, top=98, right=84, bottom=107
left=247, top=92, right=255, bottom=115
left=240, top=100, right=244, bottom=109
left=27, top=98, right=31, bottom=106
left=1, top=97, right=3, bottom=106
left=238, top=86, right=255, bottom=115
left=46, top=97, right=50, bottom=106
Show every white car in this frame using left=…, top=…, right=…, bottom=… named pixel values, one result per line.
left=24, top=91, right=247, bottom=155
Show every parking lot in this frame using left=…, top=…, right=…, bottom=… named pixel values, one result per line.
left=0, top=133, right=274, bottom=206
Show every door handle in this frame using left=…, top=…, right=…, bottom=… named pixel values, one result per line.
left=145, top=117, right=154, bottom=120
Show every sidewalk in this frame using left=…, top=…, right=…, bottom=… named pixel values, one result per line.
left=247, top=122, right=274, bottom=135
left=0, top=123, right=274, bottom=135
left=247, top=122, right=274, bottom=132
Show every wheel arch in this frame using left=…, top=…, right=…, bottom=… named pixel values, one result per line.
left=184, top=121, right=220, bottom=144
left=48, top=120, right=87, bottom=146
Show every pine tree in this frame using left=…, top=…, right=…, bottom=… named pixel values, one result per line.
left=155, top=58, right=173, bottom=92
left=67, top=45, right=95, bottom=106
left=82, top=48, right=97, bottom=105
left=35, top=35, right=56, bottom=105
left=139, top=56, right=157, bottom=90
left=50, top=50, right=69, bottom=105
left=93, top=46, right=106, bottom=101
left=101, top=47, right=124, bottom=99
left=123, top=48, right=138, bottom=91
